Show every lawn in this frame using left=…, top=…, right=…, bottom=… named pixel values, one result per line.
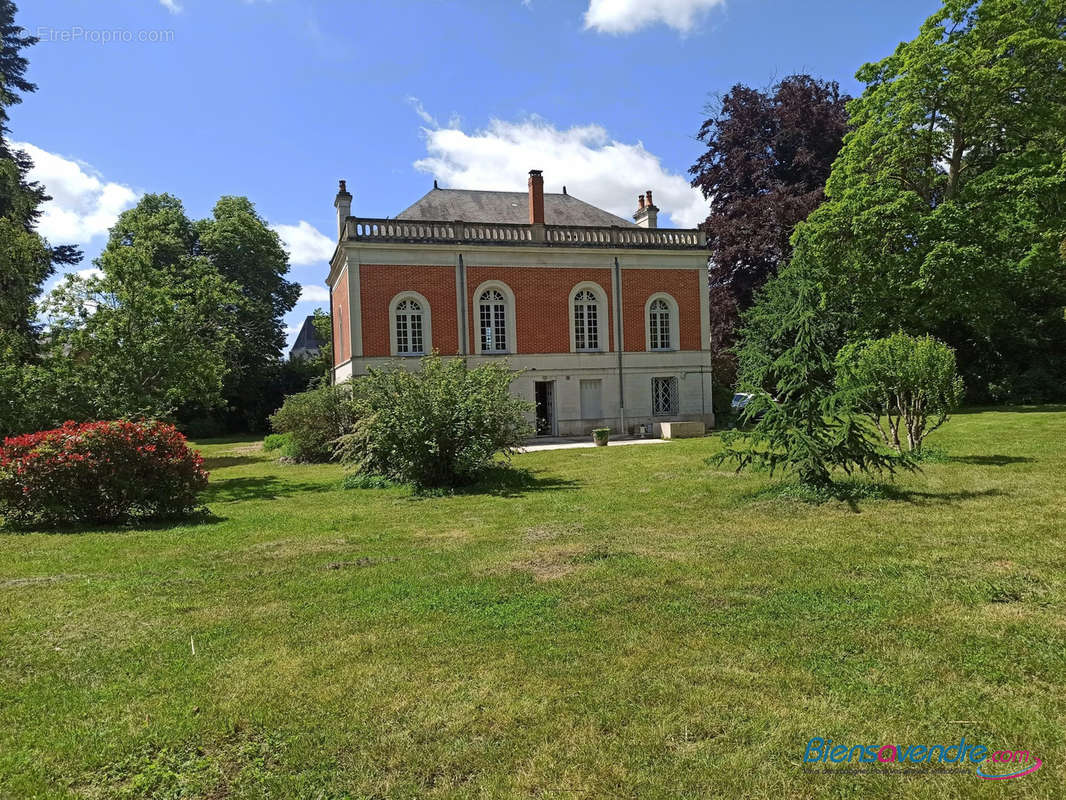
left=2, top=408, right=1065, bottom=798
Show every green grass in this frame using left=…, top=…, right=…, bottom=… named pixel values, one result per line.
left=2, top=408, right=1065, bottom=798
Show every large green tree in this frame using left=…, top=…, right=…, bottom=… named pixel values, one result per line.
left=195, top=196, right=300, bottom=430
left=716, top=275, right=903, bottom=488
left=0, top=0, right=79, bottom=349
left=43, top=194, right=301, bottom=430
left=0, top=0, right=82, bottom=437
left=43, top=196, right=239, bottom=420
left=762, top=0, right=1066, bottom=401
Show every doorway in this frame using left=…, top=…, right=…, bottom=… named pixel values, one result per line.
left=534, top=381, right=556, bottom=436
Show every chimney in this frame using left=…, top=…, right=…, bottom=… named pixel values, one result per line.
left=633, top=188, right=658, bottom=228
left=528, top=169, right=545, bottom=225
left=334, top=179, right=352, bottom=237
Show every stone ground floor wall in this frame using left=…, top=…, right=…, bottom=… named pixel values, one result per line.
left=335, top=351, right=714, bottom=437
left=334, top=360, right=354, bottom=383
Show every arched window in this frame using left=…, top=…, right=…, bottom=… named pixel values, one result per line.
left=573, top=289, right=600, bottom=351
left=649, top=298, right=672, bottom=350
left=479, top=289, right=508, bottom=353
left=389, top=292, right=432, bottom=356
left=394, top=298, right=424, bottom=355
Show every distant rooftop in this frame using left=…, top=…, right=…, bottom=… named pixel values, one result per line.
left=396, top=187, right=636, bottom=228
left=288, top=315, right=324, bottom=361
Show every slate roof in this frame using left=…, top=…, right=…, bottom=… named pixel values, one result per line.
left=288, top=315, right=324, bottom=359
left=395, top=188, right=636, bottom=228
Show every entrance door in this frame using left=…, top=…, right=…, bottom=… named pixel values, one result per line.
left=534, top=381, right=555, bottom=436
left=579, top=379, right=602, bottom=421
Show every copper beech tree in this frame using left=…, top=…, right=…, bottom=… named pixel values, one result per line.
left=689, top=75, right=850, bottom=367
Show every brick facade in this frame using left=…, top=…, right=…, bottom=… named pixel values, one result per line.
left=346, top=265, right=702, bottom=358
left=331, top=269, right=350, bottom=366
left=359, top=265, right=460, bottom=357
left=621, top=269, right=701, bottom=352
left=466, top=266, right=615, bottom=354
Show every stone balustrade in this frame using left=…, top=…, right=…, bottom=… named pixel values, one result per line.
left=343, top=217, right=705, bottom=249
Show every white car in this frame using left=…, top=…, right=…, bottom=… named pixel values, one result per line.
left=730, top=392, right=754, bottom=413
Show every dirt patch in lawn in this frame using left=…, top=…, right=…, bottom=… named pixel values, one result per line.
left=511, top=548, right=585, bottom=581
left=522, top=522, right=586, bottom=543
left=325, top=557, right=397, bottom=570
left=227, top=443, right=264, bottom=455
left=0, top=573, right=86, bottom=588
left=246, top=537, right=349, bottom=559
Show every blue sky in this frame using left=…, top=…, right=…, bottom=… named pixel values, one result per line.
left=17, top=0, right=941, bottom=348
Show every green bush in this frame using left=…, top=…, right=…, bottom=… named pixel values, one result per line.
left=262, top=432, right=292, bottom=452
left=336, top=355, right=532, bottom=488
left=836, top=332, right=963, bottom=454
left=0, top=420, right=207, bottom=526
left=267, top=383, right=355, bottom=462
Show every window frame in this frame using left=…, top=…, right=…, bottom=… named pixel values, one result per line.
left=651, top=376, right=679, bottom=417
left=472, top=281, right=516, bottom=355
left=568, top=281, right=609, bottom=353
left=388, top=291, right=433, bottom=357
left=644, top=292, right=680, bottom=352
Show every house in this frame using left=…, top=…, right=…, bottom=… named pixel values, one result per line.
left=325, top=170, right=713, bottom=437
left=288, top=315, right=325, bottom=361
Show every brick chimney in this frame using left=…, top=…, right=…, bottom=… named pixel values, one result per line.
left=334, top=179, right=352, bottom=237
left=528, top=169, right=545, bottom=224
left=633, top=188, right=658, bottom=228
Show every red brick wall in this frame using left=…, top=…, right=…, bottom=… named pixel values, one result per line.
left=332, top=269, right=350, bottom=366
left=347, top=263, right=702, bottom=359
left=621, top=269, right=702, bottom=352
left=466, top=267, right=615, bottom=354
left=359, top=265, right=459, bottom=357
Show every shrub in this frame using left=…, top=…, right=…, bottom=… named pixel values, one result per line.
left=0, top=420, right=208, bottom=526
left=262, top=433, right=292, bottom=453
left=268, top=383, right=355, bottom=462
left=836, top=332, right=964, bottom=453
left=336, top=355, right=532, bottom=488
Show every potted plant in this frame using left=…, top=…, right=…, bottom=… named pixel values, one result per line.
left=592, top=427, right=610, bottom=447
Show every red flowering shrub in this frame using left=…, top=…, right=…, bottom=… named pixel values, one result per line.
left=0, top=420, right=209, bottom=526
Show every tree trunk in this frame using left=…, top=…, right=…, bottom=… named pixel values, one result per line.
left=946, top=127, right=966, bottom=200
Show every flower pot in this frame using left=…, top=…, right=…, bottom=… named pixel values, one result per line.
left=592, top=428, right=610, bottom=447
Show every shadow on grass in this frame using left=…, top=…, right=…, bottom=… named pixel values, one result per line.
left=188, top=435, right=264, bottom=446
left=954, top=404, right=1066, bottom=415
left=204, top=475, right=335, bottom=503
left=876, top=486, right=1007, bottom=506
left=0, top=509, right=226, bottom=536
left=408, top=466, right=581, bottom=500
left=202, top=455, right=263, bottom=471
left=747, top=481, right=1007, bottom=513
left=947, top=455, right=1036, bottom=466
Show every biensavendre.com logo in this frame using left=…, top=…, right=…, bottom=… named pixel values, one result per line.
left=805, top=737, right=1042, bottom=780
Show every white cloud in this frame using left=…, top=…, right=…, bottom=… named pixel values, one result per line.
left=159, top=0, right=182, bottom=13
left=271, top=220, right=335, bottom=266
left=76, top=267, right=104, bottom=281
left=299, top=284, right=330, bottom=303
left=12, top=141, right=139, bottom=245
left=407, top=96, right=438, bottom=127
left=583, top=0, right=724, bottom=34
left=413, top=116, right=707, bottom=228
